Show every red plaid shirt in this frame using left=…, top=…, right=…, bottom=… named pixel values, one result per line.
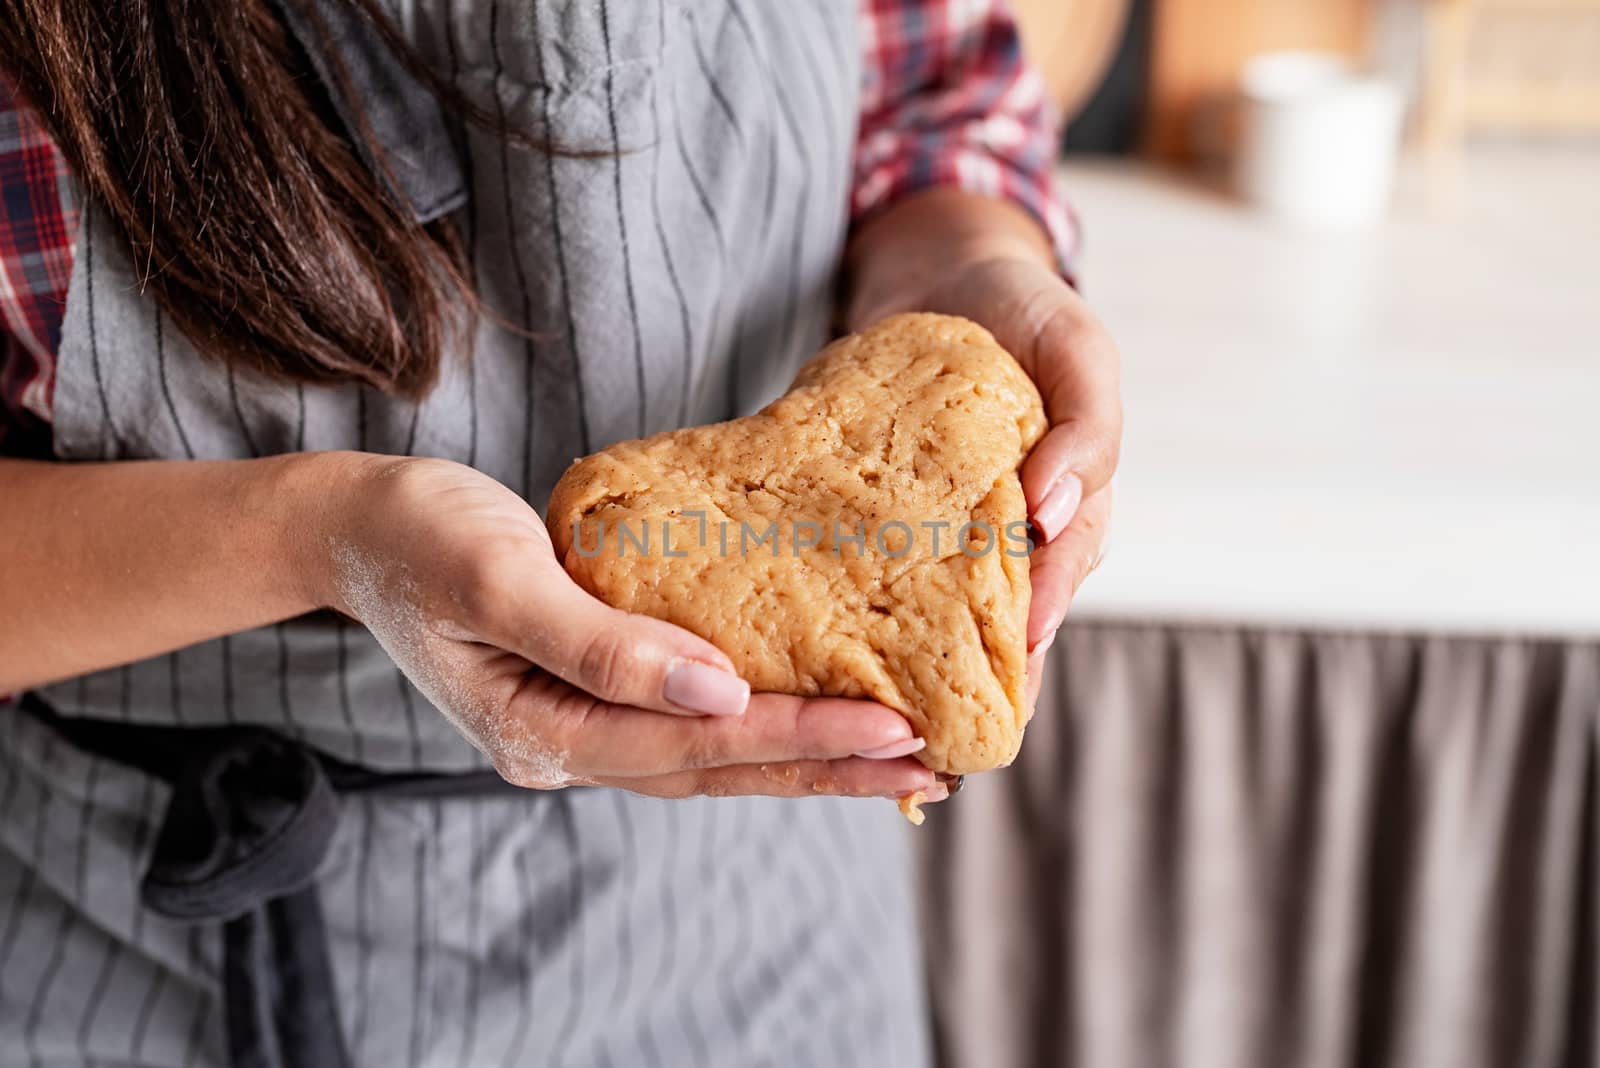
left=0, top=82, right=79, bottom=457
left=0, top=1, right=1073, bottom=454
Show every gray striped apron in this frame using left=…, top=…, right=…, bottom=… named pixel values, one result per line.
left=0, top=2, right=931, bottom=1065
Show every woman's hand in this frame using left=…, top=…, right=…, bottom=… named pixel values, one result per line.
left=318, top=455, right=944, bottom=801
left=846, top=189, right=1123, bottom=701
left=907, top=257, right=1118, bottom=664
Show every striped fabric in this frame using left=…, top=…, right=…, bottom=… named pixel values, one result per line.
left=0, top=702, right=928, bottom=1067
left=0, top=0, right=1076, bottom=451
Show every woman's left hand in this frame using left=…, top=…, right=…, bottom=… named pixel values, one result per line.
left=913, top=254, right=1119, bottom=694
left=845, top=191, right=1122, bottom=701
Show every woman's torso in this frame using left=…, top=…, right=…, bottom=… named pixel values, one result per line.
left=1, top=3, right=930, bottom=1065
left=36, top=0, right=862, bottom=768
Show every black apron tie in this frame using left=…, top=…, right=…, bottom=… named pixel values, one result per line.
left=24, top=698, right=519, bottom=1068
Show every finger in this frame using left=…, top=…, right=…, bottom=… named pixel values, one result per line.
left=565, top=692, right=922, bottom=778
left=1017, top=293, right=1122, bottom=543
left=1026, top=486, right=1112, bottom=651
left=590, top=756, right=945, bottom=801
left=908, top=258, right=1120, bottom=535
left=499, top=682, right=922, bottom=783
left=1025, top=635, right=1053, bottom=711
left=484, top=556, right=751, bottom=718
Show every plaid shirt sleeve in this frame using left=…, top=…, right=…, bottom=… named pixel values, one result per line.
left=855, top=0, right=1079, bottom=269
left=0, top=73, right=78, bottom=458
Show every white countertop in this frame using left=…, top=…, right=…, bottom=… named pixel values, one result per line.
left=1059, top=148, right=1600, bottom=637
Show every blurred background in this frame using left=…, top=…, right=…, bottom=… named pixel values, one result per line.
left=915, top=3, right=1600, bottom=1067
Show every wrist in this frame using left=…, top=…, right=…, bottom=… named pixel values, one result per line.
left=844, top=188, right=1058, bottom=331
left=257, top=449, right=394, bottom=616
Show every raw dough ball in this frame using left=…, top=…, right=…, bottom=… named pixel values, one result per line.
left=547, top=313, right=1047, bottom=775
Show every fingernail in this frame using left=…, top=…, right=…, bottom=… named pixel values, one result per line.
left=855, top=737, right=927, bottom=760
left=1029, top=628, right=1059, bottom=657
left=663, top=660, right=750, bottom=717
left=1032, top=472, right=1083, bottom=544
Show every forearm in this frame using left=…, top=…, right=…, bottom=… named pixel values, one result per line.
left=843, top=187, right=1058, bottom=331
left=0, top=451, right=364, bottom=692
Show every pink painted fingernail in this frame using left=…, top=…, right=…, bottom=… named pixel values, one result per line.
left=1032, top=472, right=1083, bottom=544
left=855, top=737, right=927, bottom=760
left=663, top=660, right=750, bottom=717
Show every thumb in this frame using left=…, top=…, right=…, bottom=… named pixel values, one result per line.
left=491, top=559, right=751, bottom=718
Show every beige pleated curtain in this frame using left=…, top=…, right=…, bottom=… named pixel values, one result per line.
left=916, top=619, right=1600, bottom=1068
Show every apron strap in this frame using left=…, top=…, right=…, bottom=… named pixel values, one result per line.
left=24, top=697, right=520, bottom=1068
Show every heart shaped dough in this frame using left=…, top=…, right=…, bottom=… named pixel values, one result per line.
left=547, top=313, right=1048, bottom=775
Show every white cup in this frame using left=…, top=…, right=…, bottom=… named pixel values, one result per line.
left=1236, top=52, right=1405, bottom=229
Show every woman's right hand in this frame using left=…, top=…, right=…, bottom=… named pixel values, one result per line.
left=317, top=454, right=946, bottom=802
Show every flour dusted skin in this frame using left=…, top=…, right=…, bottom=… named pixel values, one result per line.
left=547, top=314, right=1049, bottom=776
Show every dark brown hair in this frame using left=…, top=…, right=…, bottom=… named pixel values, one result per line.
left=0, top=0, right=485, bottom=398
